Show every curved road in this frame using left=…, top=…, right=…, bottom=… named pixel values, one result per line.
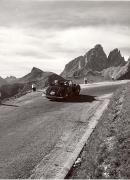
left=0, top=81, right=128, bottom=178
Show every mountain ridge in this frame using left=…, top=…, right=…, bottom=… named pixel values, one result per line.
left=5, top=76, right=17, bottom=83
left=0, top=67, right=64, bottom=100
left=0, top=44, right=129, bottom=94
left=18, top=67, right=64, bottom=88
left=60, top=44, right=128, bottom=82
left=0, top=76, right=7, bottom=87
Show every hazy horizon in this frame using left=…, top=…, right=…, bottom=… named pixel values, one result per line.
left=0, top=0, right=130, bottom=78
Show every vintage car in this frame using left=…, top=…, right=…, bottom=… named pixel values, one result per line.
left=43, top=80, right=80, bottom=100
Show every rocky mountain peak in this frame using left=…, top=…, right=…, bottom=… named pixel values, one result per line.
left=108, top=48, right=126, bottom=67
left=19, top=66, right=64, bottom=87
left=31, top=67, right=43, bottom=74
left=19, top=67, right=44, bottom=83
left=84, top=44, right=108, bottom=71
left=60, top=44, right=129, bottom=82
left=94, top=44, right=103, bottom=51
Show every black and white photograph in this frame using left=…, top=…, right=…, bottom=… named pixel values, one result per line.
left=0, top=0, right=130, bottom=179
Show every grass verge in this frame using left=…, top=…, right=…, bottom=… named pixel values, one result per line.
left=67, top=83, right=130, bottom=179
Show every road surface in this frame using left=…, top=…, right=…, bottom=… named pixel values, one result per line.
left=0, top=81, right=128, bottom=178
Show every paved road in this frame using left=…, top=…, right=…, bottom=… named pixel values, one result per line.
left=0, top=81, right=128, bottom=178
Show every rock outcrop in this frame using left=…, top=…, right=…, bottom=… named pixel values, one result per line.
left=115, top=58, right=130, bottom=80
left=84, top=44, right=108, bottom=71
left=60, top=56, right=85, bottom=78
left=61, top=44, right=129, bottom=82
left=107, top=49, right=126, bottom=67
left=102, top=56, right=128, bottom=80
left=61, top=44, right=108, bottom=79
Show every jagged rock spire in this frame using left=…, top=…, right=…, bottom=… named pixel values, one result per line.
left=108, top=48, right=126, bottom=67
left=84, top=44, right=108, bottom=71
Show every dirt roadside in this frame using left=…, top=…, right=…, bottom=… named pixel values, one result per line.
left=67, top=83, right=130, bottom=179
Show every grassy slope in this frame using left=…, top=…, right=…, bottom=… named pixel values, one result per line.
left=67, top=83, right=130, bottom=179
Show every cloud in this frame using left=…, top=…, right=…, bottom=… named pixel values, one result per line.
left=0, top=1, right=130, bottom=77
left=0, top=24, right=130, bottom=77
left=17, top=0, right=130, bottom=1
left=0, top=1, right=130, bottom=29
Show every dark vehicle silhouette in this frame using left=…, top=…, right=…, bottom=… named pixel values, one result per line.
left=43, top=80, right=80, bottom=100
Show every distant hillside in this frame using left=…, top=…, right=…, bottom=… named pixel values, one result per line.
left=5, top=76, right=17, bottom=83
left=102, top=66, right=122, bottom=80
left=61, top=44, right=127, bottom=82
left=0, top=76, right=7, bottom=87
left=19, top=67, right=46, bottom=83
left=15, top=67, right=65, bottom=97
left=115, top=59, right=130, bottom=80
left=102, top=59, right=130, bottom=81
left=0, top=83, right=24, bottom=100
left=0, top=67, right=64, bottom=100
left=19, top=67, right=64, bottom=88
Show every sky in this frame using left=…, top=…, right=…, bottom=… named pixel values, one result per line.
left=0, top=0, right=130, bottom=78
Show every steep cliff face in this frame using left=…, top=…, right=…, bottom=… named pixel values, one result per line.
left=61, top=44, right=108, bottom=79
left=107, top=49, right=126, bottom=67
left=84, top=44, right=108, bottom=71
left=60, top=56, right=85, bottom=78
left=61, top=44, right=129, bottom=82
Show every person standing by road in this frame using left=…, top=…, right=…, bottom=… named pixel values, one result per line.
left=32, top=83, right=37, bottom=92
left=84, top=77, right=88, bottom=84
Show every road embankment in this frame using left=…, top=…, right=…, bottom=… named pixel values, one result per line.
left=67, top=82, right=130, bottom=179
